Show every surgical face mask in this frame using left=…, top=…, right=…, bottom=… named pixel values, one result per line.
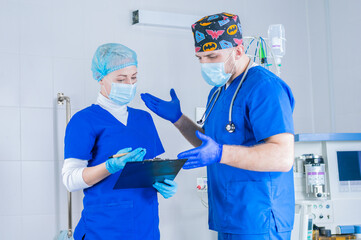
left=201, top=50, right=236, bottom=87
left=105, top=82, right=137, bottom=105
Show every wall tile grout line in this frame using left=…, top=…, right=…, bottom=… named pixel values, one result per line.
left=17, top=0, right=24, bottom=231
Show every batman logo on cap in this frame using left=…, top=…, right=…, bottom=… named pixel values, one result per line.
left=223, top=13, right=235, bottom=17
left=200, top=22, right=212, bottom=26
left=203, top=42, right=217, bottom=51
left=227, top=25, right=238, bottom=35
left=192, top=12, right=243, bottom=52
left=197, top=16, right=207, bottom=22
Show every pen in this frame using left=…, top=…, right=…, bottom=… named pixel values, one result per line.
left=108, top=152, right=129, bottom=159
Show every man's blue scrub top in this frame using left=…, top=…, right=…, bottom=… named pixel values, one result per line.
left=64, top=104, right=164, bottom=240
left=203, top=66, right=295, bottom=235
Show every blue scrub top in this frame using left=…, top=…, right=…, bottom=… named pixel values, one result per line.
left=203, top=66, right=295, bottom=235
left=64, top=104, right=164, bottom=240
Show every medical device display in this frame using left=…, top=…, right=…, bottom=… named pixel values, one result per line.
left=291, top=133, right=361, bottom=240
left=336, top=151, right=361, bottom=182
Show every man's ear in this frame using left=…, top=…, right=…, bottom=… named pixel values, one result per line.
left=234, top=44, right=244, bottom=60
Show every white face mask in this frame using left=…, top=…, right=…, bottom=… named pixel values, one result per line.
left=108, top=82, right=137, bottom=105
left=200, top=49, right=236, bottom=87
left=103, top=81, right=137, bottom=105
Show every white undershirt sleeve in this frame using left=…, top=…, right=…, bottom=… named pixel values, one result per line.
left=62, top=158, right=92, bottom=192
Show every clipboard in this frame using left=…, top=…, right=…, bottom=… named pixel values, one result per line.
left=113, top=158, right=187, bottom=189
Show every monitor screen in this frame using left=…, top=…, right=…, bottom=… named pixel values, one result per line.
left=337, top=151, right=361, bottom=181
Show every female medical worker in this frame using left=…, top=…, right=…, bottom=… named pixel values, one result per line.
left=62, top=43, right=178, bottom=240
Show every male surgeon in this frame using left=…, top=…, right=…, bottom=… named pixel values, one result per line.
left=141, top=12, right=295, bottom=240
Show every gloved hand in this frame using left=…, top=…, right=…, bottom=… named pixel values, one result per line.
left=178, top=131, right=223, bottom=169
left=141, top=89, right=182, bottom=123
left=153, top=179, right=178, bottom=199
left=105, top=147, right=146, bottom=174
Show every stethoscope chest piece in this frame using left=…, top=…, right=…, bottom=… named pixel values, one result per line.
left=226, top=122, right=236, bottom=133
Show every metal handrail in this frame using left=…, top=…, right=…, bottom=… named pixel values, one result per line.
left=57, top=93, right=73, bottom=238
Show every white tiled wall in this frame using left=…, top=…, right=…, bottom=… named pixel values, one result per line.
left=20, top=55, right=53, bottom=108
left=0, top=53, right=20, bottom=107
left=0, top=216, right=22, bottom=239
left=53, top=58, right=86, bottom=110
left=306, top=0, right=361, bottom=133
left=19, top=2, right=54, bottom=57
left=0, top=108, right=21, bottom=160
left=0, top=161, right=22, bottom=216
left=0, top=1, right=20, bottom=54
left=20, top=108, right=54, bottom=161
left=0, top=0, right=360, bottom=239
left=22, top=161, right=56, bottom=215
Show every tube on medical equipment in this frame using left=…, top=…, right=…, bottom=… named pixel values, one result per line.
left=259, top=40, right=266, bottom=64
left=268, top=24, right=286, bottom=69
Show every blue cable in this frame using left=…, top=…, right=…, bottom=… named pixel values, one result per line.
left=260, top=37, right=269, bottom=69
left=254, top=39, right=260, bottom=62
left=245, top=38, right=255, bottom=54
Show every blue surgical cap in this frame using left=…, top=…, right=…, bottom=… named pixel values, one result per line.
left=91, top=43, right=138, bottom=82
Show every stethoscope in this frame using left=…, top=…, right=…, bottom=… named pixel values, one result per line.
left=197, top=58, right=253, bottom=133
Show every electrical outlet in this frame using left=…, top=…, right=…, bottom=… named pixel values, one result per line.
left=196, top=177, right=207, bottom=192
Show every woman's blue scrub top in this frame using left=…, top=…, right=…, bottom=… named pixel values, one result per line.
left=203, top=66, right=295, bottom=235
left=64, top=105, right=164, bottom=240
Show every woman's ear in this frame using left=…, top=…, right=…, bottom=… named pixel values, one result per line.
left=99, top=76, right=107, bottom=86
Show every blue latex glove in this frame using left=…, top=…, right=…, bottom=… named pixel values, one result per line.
left=141, top=89, right=182, bottom=123
left=153, top=179, right=178, bottom=199
left=178, top=131, right=223, bottom=169
left=105, top=147, right=146, bottom=174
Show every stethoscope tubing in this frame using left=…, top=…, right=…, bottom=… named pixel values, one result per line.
left=198, top=58, right=253, bottom=133
left=228, top=58, right=253, bottom=123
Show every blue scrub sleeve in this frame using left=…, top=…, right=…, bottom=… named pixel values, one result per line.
left=64, top=113, right=96, bottom=160
left=145, top=113, right=165, bottom=158
left=248, top=78, right=295, bottom=142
